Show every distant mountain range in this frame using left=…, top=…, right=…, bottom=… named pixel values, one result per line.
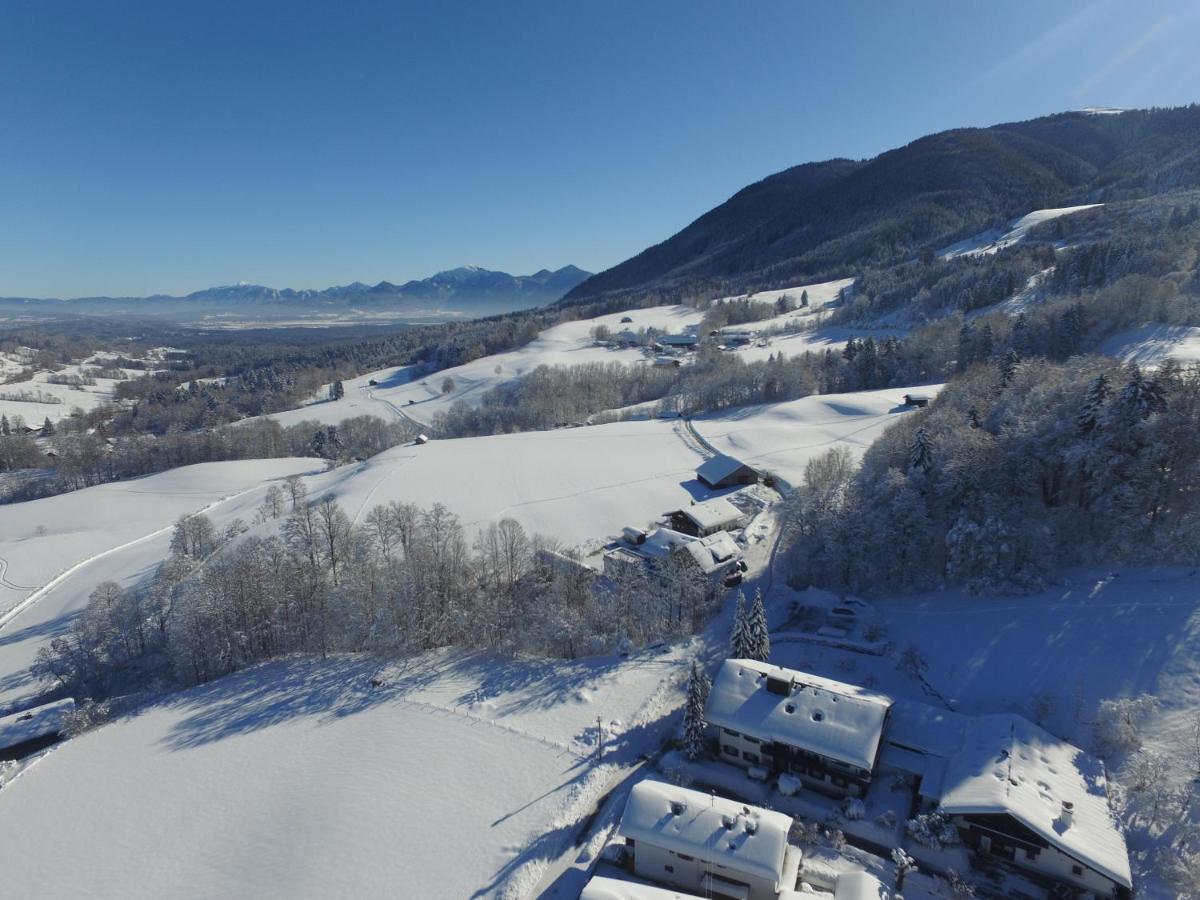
left=0, top=265, right=591, bottom=326
left=563, top=105, right=1200, bottom=305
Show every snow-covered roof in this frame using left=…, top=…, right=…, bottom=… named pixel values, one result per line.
left=619, top=779, right=792, bottom=884
left=675, top=498, right=743, bottom=532
left=705, top=660, right=892, bottom=771
left=682, top=531, right=741, bottom=574
left=581, top=875, right=703, bottom=900
left=834, top=871, right=886, bottom=900
left=885, top=699, right=967, bottom=757
left=640, top=528, right=695, bottom=559
left=938, top=714, right=1132, bottom=889
left=696, top=453, right=756, bottom=485
left=658, top=333, right=699, bottom=346
left=0, top=698, right=74, bottom=751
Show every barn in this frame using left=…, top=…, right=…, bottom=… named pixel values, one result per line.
left=667, top=498, right=744, bottom=537
left=696, top=454, right=759, bottom=489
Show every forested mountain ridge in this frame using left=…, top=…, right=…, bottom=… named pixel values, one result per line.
left=564, top=105, right=1200, bottom=305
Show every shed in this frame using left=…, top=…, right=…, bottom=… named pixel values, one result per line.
left=902, top=393, right=931, bottom=408
left=414, top=434, right=429, bottom=445
left=668, top=498, right=744, bottom=537
left=657, top=333, right=699, bottom=349
left=0, top=698, right=75, bottom=761
left=696, top=454, right=760, bottom=489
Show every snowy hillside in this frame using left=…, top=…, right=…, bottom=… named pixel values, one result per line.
left=1097, top=324, right=1200, bottom=367
left=0, top=459, right=319, bottom=712
left=938, top=205, right=1103, bottom=259
left=264, top=305, right=703, bottom=429
left=0, top=351, right=159, bottom=425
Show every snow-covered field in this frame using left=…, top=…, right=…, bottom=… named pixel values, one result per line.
left=0, top=351, right=156, bottom=425
left=0, top=459, right=319, bottom=712
left=265, top=305, right=704, bottom=429
left=938, top=204, right=1103, bottom=259
left=0, top=646, right=690, bottom=899
left=1098, top=324, right=1200, bottom=367
left=691, top=386, right=942, bottom=487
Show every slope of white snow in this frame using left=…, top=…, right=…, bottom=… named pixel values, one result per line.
left=0, top=645, right=691, bottom=899
left=939, top=205, right=1103, bottom=259
left=691, top=386, right=943, bottom=487
left=264, top=305, right=704, bottom=429
left=0, top=459, right=319, bottom=712
left=1097, top=324, right=1200, bottom=367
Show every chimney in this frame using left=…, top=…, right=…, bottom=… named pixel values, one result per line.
left=1060, top=800, right=1074, bottom=829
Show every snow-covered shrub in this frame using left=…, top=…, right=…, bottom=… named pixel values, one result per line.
left=875, top=809, right=898, bottom=829
left=829, top=828, right=846, bottom=852
left=790, top=819, right=822, bottom=846
left=62, top=698, right=114, bottom=737
left=945, top=869, right=977, bottom=899
left=906, top=810, right=960, bottom=850
left=841, top=797, right=866, bottom=821
left=1094, top=694, right=1157, bottom=757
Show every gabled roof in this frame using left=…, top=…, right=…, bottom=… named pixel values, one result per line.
left=0, top=698, right=75, bottom=751
left=674, top=498, right=743, bottom=532
left=619, top=779, right=792, bottom=884
left=938, top=714, right=1132, bottom=889
left=705, top=660, right=892, bottom=771
left=834, top=871, right=886, bottom=900
left=682, top=531, right=741, bottom=574
left=696, top=454, right=756, bottom=485
left=581, top=875, right=703, bottom=900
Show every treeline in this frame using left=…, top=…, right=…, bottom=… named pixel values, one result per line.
left=35, top=492, right=719, bottom=700
left=783, top=356, right=1200, bottom=594
left=0, top=414, right=417, bottom=502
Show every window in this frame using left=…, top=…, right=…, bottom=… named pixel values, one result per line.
left=1025, top=849, right=1037, bottom=861
left=1072, top=865, right=1083, bottom=876
left=664, top=864, right=674, bottom=874
left=744, top=735, right=760, bottom=744
left=742, top=751, right=760, bottom=764
left=722, top=744, right=738, bottom=757
left=724, top=728, right=740, bottom=738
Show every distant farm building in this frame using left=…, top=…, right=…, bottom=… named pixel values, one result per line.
left=667, top=497, right=744, bottom=537
left=656, top=333, right=699, bottom=350
left=0, top=698, right=75, bottom=761
left=696, top=454, right=759, bottom=490
left=414, top=434, right=429, bottom=445
left=902, top=393, right=931, bottom=408
left=653, top=355, right=682, bottom=368
left=603, top=527, right=744, bottom=586
left=617, top=780, right=800, bottom=900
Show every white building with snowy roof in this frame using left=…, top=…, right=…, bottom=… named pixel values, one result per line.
left=580, top=874, right=705, bottom=899
left=602, top=528, right=743, bottom=585
left=668, top=498, right=744, bottom=537
left=937, top=714, right=1132, bottom=898
left=705, top=660, right=892, bottom=798
left=618, top=780, right=800, bottom=900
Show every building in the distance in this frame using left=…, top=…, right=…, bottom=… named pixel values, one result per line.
left=696, top=454, right=760, bottom=490
left=705, top=660, right=892, bottom=798
left=618, top=780, right=799, bottom=900
left=667, top=498, right=744, bottom=537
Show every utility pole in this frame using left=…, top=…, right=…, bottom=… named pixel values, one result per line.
left=596, top=716, right=604, bottom=763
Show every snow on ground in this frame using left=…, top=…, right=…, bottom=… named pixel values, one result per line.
left=723, top=324, right=906, bottom=365
left=1097, top=324, right=1200, bottom=367
left=939, top=205, right=1103, bottom=259
left=0, top=459, right=319, bottom=712
left=0, top=352, right=157, bottom=425
left=690, top=386, right=943, bottom=487
left=264, top=305, right=704, bottom=429
left=718, top=277, right=855, bottom=326
left=0, top=645, right=691, bottom=900
left=302, top=417, right=711, bottom=546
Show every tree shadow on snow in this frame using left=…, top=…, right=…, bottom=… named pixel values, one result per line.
left=158, top=654, right=442, bottom=751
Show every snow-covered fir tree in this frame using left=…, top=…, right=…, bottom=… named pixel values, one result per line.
left=1076, top=372, right=1110, bottom=433
left=682, top=659, right=711, bottom=760
left=730, top=591, right=752, bottom=658
left=1119, top=363, right=1166, bottom=419
left=908, top=426, right=932, bottom=476
left=998, top=348, right=1020, bottom=388
left=746, top=588, right=771, bottom=662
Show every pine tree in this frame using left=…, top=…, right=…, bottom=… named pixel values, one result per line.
left=1076, top=373, right=1110, bottom=434
left=730, top=591, right=753, bottom=658
left=330, top=380, right=345, bottom=401
left=0, top=414, right=9, bottom=436
left=800, top=289, right=809, bottom=308
left=998, top=348, right=1020, bottom=388
left=909, top=426, right=933, bottom=475
left=966, top=407, right=981, bottom=429
left=747, top=588, right=770, bottom=662
left=683, top=660, right=711, bottom=760
left=1119, top=363, right=1167, bottom=419
left=41, top=417, right=55, bottom=436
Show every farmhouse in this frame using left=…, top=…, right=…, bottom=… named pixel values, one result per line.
left=618, top=779, right=799, bottom=900
left=0, top=698, right=75, bottom=761
left=705, top=660, right=892, bottom=798
left=902, top=393, right=931, bottom=407
left=657, top=333, right=700, bottom=350
left=602, top=528, right=743, bottom=585
left=696, top=454, right=760, bottom=490
left=667, top=498, right=744, bottom=537
left=937, top=714, right=1132, bottom=898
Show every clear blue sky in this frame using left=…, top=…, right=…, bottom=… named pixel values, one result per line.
left=2, top=0, right=1198, bottom=298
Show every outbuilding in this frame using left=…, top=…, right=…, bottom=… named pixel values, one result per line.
left=902, top=393, right=931, bottom=408
left=697, top=454, right=760, bottom=490
left=668, top=498, right=744, bottom=537
left=618, top=779, right=799, bottom=900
